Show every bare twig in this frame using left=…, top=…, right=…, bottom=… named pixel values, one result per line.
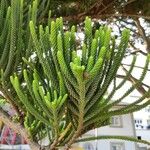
left=119, top=23, right=139, bottom=35
left=129, top=42, right=147, bottom=56
left=98, top=0, right=117, bottom=15
left=116, top=74, right=150, bottom=89
left=124, top=0, right=138, bottom=6
left=78, top=0, right=103, bottom=17
left=118, top=19, right=136, bottom=26
left=61, top=13, right=150, bottom=23
left=126, top=50, right=147, bottom=56
left=94, top=14, right=150, bottom=20
left=122, top=66, right=147, bottom=95
left=121, top=63, right=150, bottom=72
left=134, top=18, right=150, bottom=53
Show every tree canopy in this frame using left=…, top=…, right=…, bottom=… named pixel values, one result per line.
left=0, top=0, right=150, bottom=150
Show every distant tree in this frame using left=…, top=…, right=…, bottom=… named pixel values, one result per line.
left=0, top=0, right=150, bottom=150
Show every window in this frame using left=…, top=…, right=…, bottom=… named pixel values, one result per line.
left=145, top=106, right=150, bottom=112
left=83, top=143, right=94, bottom=150
left=135, top=119, right=142, bottom=124
left=147, top=125, right=150, bottom=129
left=110, top=116, right=122, bottom=127
left=111, top=142, right=124, bottom=150
left=137, top=136, right=142, bottom=140
left=147, top=120, right=150, bottom=126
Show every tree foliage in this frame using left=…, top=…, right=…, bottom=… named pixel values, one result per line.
left=0, top=0, right=150, bottom=150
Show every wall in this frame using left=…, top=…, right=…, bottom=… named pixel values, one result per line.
left=136, top=130, right=150, bottom=149
left=97, top=114, right=135, bottom=136
left=78, top=113, right=137, bottom=150
left=134, top=107, right=150, bottom=129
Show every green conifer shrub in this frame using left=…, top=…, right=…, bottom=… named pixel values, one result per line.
left=0, top=0, right=150, bottom=150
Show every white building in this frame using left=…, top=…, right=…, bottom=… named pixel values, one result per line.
left=78, top=106, right=138, bottom=150
left=2, top=104, right=149, bottom=150
left=134, top=105, right=150, bottom=150
left=134, top=106, right=150, bottom=130
left=0, top=112, right=139, bottom=150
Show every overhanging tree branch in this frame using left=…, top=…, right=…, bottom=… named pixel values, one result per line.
left=134, top=18, right=150, bottom=53
left=117, top=74, right=150, bottom=89
left=122, top=63, right=150, bottom=72
left=1, top=1, right=150, bottom=149
left=122, top=66, right=148, bottom=95
left=76, top=135, right=150, bottom=146
left=61, top=13, right=150, bottom=23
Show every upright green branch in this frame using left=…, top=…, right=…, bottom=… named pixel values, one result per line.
left=0, top=1, right=150, bottom=149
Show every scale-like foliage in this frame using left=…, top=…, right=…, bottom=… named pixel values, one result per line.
left=0, top=0, right=49, bottom=142
left=11, top=16, right=150, bottom=148
left=0, top=0, right=150, bottom=149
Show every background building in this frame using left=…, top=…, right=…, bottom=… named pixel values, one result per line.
left=78, top=110, right=138, bottom=150
left=134, top=105, right=150, bottom=150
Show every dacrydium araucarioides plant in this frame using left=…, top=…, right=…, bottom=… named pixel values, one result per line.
left=0, top=0, right=150, bottom=150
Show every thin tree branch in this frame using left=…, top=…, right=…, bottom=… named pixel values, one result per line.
left=100, top=14, right=150, bottom=20
left=116, top=74, right=150, bottom=89
left=62, top=13, right=150, bottom=22
left=118, top=19, right=136, bottom=26
left=121, top=63, right=150, bottom=72
left=125, top=0, right=138, bottom=5
left=127, top=50, right=147, bottom=56
left=76, top=135, right=150, bottom=146
left=0, top=109, right=40, bottom=150
left=78, top=0, right=103, bottom=18
left=134, top=18, right=150, bottom=53
left=121, top=66, right=147, bottom=95
left=129, top=42, right=147, bottom=56
left=98, top=0, right=117, bottom=15
left=119, top=23, right=139, bottom=35
left=0, top=87, right=21, bottom=118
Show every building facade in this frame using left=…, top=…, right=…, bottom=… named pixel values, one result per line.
left=78, top=113, right=137, bottom=150
left=134, top=105, right=150, bottom=150
left=2, top=104, right=150, bottom=150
